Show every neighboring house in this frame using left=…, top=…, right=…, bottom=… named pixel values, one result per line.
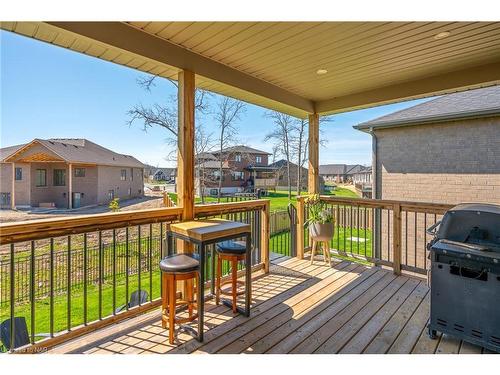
left=270, top=159, right=308, bottom=192
left=319, top=164, right=365, bottom=183
left=354, top=85, right=500, bottom=205
left=195, top=145, right=272, bottom=196
left=144, top=165, right=177, bottom=182
left=352, top=166, right=372, bottom=198
left=0, top=138, right=145, bottom=209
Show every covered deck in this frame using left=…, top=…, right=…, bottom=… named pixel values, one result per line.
left=48, top=255, right=489, bottom=355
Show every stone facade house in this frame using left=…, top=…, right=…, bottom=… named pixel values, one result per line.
left=0, top=138, right=145, bottom=209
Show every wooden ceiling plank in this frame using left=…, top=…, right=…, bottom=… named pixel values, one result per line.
left=316, top=61, right=500, bottom=115
left=260, top=22, right=453, bottom=85
left=300, top=33, right=500, bottom=91
left=276, top=22, right=498, bottom=87
left=46, top=22, right=314, bottom=114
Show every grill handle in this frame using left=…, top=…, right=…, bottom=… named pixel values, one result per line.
left=426, top=220, right=441, bottom=236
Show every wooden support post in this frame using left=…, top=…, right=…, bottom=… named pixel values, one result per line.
left=260, top=200, right=270, bottom=273
left=177, top=69, right=196, bottom=223
left=176, top=70, right=196, bottom=297
left=11, top=163, right=15, bottom=210
left=308, top=113, right=319, bottom=194
left=68, top=163, right=73, bottom=209
left=392, top=203, right=402, bottom=275
left=296, top=196, right=305, bottom=259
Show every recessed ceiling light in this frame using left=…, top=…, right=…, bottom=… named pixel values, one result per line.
left=316, top=69, right=328, bottom=75
left=434, top=31, right=451, bottom=40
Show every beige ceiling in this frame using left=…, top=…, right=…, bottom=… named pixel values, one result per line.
left=2, top=21, right=500, bottom=118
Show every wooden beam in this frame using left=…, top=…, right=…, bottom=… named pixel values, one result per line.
left=68, top=163, right=73, bottom=209
left=316, top=61, right=500, bottom=115
left=308, top=113, right=319, bottom=194
left=392, top=203, right=402, bottom=275
left=296, top=196, right=305, bottom=260
left=260, top=200, right=270, bottom=273
left=11, top=163, right=15, bottom=209
left=177, top=70, right=196, bottom=222
left=46, top=22, right=314, bottom=115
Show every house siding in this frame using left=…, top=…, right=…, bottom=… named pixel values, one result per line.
left=0, top=162, right=31, bottom=206
left=30, top=162, right=69, bottom=208
left=375, top=116, right=500, bottom=204
left=97, top=166, right=144, bottom=204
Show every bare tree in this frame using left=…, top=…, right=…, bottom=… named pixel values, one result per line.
left=126, top=74, right=212, bottom=160
left=290, top=116, right=332, bottom=195
left=194, top=124, right=216, bottom=203
left=213, top=97, right=246, bottom=202
left=264, top=111, right=296, bottom=199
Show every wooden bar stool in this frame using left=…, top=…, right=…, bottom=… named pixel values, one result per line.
left=310, top=240, right=332, bottom=265
left=159, top=253, right=201, bottom=344
left=215, top=240, right=249, bottom=314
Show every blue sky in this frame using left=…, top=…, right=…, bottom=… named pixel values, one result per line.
left=1, top=30, right=431, bottom=167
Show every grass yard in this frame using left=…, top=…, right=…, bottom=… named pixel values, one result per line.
left=168, top=187, right=358, bottom=212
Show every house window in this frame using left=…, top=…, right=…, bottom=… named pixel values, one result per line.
left=35, top=169, right=47, bottom=187
left=130, top=168, right=133, bottom=181
left=120, top=169, right=127, bottom=181
left=256, top=156, right=262, bottom=164
left=235, top=154, right=242, bottom=162
left=53, top=169, right=66, bottom=186
left=74, top=168, right=85, bottom=177
left=15, top=167, right=22, bottom=181
left=0, top=192, right=11, bottom=206
left=128, top=187, right=132, bottom=196
left=232, top=171, right=244, bottom=181
left=212, top=170, right=223, bottom=181
left=108, top=190, right=114, bottom=200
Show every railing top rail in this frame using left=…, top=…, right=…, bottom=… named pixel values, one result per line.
left=0, top=199, right=271, bottom=245
left=297, top=195, right=454, bottom=214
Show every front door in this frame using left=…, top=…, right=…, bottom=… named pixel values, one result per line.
left=72, top=192, right=82, bottom=208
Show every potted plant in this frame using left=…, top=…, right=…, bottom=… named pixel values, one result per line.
left=305, top=194, right=334, bottom=241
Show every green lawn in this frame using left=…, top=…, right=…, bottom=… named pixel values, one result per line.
left=168, top=187, right=358, bottom=213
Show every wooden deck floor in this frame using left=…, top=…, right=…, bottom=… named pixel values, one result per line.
left=50, top=255, right=493, bottom=354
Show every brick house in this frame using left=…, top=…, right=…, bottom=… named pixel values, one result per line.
left=0, top=138, right=145, bottom=209
left=355, top=85, right=500, bottom=205
left=195, top=145, right=272, bottom=196
left=319, top=164, right=365, bottom=184
left=355, top=86, right=500, bottom=270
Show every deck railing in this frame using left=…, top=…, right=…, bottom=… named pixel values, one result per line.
left=0, top=199, right=270, bottom=352
left=296, top=196, right=453, bottom=275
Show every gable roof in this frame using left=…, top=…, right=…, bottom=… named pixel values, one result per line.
left=1, top=138, right=145, bottom=168
left=319, top=164, right=363, bottom=176
left=269, top=159, right=306, bottom=171
left=214, top=145, right=271, bottom=155
left=355, top=85, right=500, bottom=131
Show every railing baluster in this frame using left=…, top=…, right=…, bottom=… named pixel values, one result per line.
left=50, top=238, right=54, bottom=337
left=112, top=229, right=116, bottom=314
left=67, top=235, right=71, bottom=331
left=9, top=243, right=15, bottom=351
left=138, top=225, right=141, bottom=305
left=83, top=233, right=87, bottom=325
left=149, top=224, right=153, bottom=302
left=30, top=241, right=35, bottom=344
left=98, top=231, right=102, bottom=320
left=125, top=227, right=129, bottom=310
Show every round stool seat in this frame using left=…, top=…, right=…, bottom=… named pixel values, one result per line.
left=159, top=253, right=200, bottom=273
left=216, top=240, right=247, bottom=255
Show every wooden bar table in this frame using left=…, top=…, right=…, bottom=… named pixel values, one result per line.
left=166, top=218, right=252, bottom=341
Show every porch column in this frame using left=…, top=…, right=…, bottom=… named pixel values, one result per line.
left=68, top=163, right=73, bottom=209
left=177, top=69, right=196, bottom=229
left=11, top=162, right=15, bottom=209
left=308, top=113, right=319, bottom=194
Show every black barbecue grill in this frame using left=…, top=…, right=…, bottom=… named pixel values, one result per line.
left=427, top=203, right=500, bottom=352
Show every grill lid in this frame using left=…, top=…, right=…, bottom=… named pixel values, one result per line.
left=435, top=203, right=500, bottom=252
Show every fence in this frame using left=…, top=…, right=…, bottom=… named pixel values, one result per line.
left=297, top=196, right=453, bottom=275
left=0, top=200, right=270, bottom=351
